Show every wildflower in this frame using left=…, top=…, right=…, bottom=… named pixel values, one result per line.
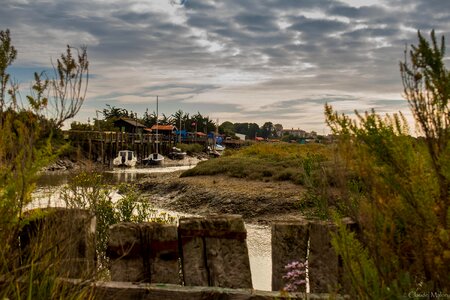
left=282, top=260, right=307, bottom=292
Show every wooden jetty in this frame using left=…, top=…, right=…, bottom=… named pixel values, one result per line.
left=64, top=130, right=208, bottom=166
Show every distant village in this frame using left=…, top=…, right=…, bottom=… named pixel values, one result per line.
left=70, top=105, right=334, bottom=145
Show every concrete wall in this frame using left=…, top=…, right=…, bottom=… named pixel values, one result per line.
left=179, top=215, right=252, bottom=289
left=107, top=222, right=180, bottom=283
left=272, top=219, right=357, bottom=294
left=20, top=209, right=354, bottom=297
left=19, top=208, right=96, bottom=279
left=60, top=280, right=349, bottom=300
left=107, top=214, right=252, bottom=289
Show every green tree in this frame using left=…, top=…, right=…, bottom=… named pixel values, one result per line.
left=274, top=123, right=283, bottom=137
left=259, top=121, right=274, bottom=139
left=325, top=30, right=450, bottom=297
left=0, top=29, right=17, bottom=116
left=219, top=121, right=235, bottom=136
left=102, top=104, right=129, bottom=120
left=233, top=122, right=260, bottom=138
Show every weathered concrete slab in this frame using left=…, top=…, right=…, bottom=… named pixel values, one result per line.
left=108, top=223, right=145, bottom=282
left=204, top=215, right=252, bottom=289
left=178, top=217, right=209, bottom=286
left=179, top=215, right=252, bottom=289
left=91, top=281, right=349, bottom=300
left=19, top=208, right=96, bottom=279
left=271, top=220, right=309, bottom=292
left=144, top=223, right=180, bottom=284
left=108, top=222, right=180, bottom=284
left=308, top=221, right=339, bottom=294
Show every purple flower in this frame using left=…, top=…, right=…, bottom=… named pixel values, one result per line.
left=282, top=260, right=307, bottom=292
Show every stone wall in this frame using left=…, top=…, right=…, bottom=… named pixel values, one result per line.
left=272, top=219, right=357, bottom=294
left=107, top=214, right=252, bottom=289
left=19, top=208, right=96, bottom=279
left=19, top=209, right=355, bottom=297
left=107, top=222, right=180, bottom=283
left=179, top=215, right=252, bottom=289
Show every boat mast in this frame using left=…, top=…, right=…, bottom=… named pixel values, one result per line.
left=156, top=96, right=159, bottom=155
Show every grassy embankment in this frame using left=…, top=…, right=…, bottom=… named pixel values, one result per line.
left=181, top=142, right=333, bottom=185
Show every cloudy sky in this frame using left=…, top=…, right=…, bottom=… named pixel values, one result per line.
left=3, top=0, right=450, bottom=132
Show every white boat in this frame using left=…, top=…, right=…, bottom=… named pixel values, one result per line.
left=113, top=150, right=137, bottom=167
left=167, top=147, right=187, bottom=160
left=143, top=152, right=165, bottom=166
left=215, top=144, right=225, bottom=152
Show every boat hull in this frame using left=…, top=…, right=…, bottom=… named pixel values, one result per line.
left=143, top=153, right=165, bottom=166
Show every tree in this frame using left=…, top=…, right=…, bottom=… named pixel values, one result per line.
left=400, top=30, right=450, bottom=227
left=325, top=30, right=450, bottom=297
left=219, top=121, right=235, bottom=136
left=160, top=113, right=173, bottom=125
left=274, top=123, right=283, bottom=137
left=50, top=45, right=89, bottom=128
left=0, top=29, right=17, bottom=117
left=259, top=121, right=274, bottom=139
left=191, top=112, right=215, bottom=133
left=103, top=104, right=129, bottom=120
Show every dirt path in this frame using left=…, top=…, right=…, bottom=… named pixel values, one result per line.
left=138, top=171, right=306, bottom=225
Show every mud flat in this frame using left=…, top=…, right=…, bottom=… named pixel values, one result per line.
left=139, top=171, right=306, bottom=225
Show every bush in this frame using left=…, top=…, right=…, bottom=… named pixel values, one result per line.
left=178, top=143, right=204, bottom=154
left=326, top=31, right=450, bottom=297
left=181, top=143, right=332, bottom=186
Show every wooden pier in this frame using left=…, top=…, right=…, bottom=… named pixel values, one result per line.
left=64, top=130, right=208, bottom=165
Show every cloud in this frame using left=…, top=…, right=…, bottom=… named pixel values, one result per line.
left=1, top=0, right=449, bottom=130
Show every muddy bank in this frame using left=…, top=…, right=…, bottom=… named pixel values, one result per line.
left=139, top=171, right=306, bottom=225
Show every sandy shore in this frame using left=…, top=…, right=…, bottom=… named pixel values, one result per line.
left=138, top=171, right=306, bottom=225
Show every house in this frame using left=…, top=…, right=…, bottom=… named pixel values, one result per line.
left=150, top=124, right=177, bottom=135
left=113, top=118, right=147, bottom=133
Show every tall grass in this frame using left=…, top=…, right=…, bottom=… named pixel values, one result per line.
left=181, top=142, right=332, bottom=185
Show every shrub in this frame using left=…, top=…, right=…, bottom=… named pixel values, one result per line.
left=326, top=31, right=450, bottom=296
left=178, top=143, right=204, bottom=154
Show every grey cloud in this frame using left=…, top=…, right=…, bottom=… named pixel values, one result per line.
left=328, top=4, right=388, bottom=19
left=233, top=13, right=279, bottom=33
left=288, top=17, right=349, bottom=35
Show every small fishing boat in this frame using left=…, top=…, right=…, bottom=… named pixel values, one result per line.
left=215, top=144, right=225, bottom=152
left=142, top=153, right=164, bottom=166
left=113, top=150, right=137, bottom=167
left=143, top=152, right=165, bottom=166
left=167, top=147, right=187, bottom=160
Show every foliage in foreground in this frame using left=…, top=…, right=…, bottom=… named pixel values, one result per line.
left=0, top=29, right=90, bottom=298
left=326, top=30, right=450, bottom=298
left=62, top=172, right=176, bottom=272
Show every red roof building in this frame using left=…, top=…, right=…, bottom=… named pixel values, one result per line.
left=149, top=124, right=177, bottom=135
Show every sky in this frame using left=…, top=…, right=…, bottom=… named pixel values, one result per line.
left=3, top=0, right=450, bottom=132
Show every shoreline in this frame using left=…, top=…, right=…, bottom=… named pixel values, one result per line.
left=40, top=155, right=307, bottom=225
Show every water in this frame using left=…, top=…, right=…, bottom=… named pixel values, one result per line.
left=32, top=167, right=272, bottom=291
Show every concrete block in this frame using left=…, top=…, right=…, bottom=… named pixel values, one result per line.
left=271, top=220, right=308, bottom=292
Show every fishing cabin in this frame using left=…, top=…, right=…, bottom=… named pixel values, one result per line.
left=113, top=118, right=147, bottom=133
